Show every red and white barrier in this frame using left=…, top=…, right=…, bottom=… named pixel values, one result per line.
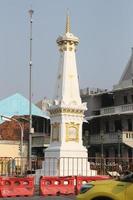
left=40, top=176, right=75, bottom=196
left=0, top=176, right=34, bottom=197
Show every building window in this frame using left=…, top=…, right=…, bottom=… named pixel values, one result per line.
left=127, top=119, right=132, bottom=131
left=124, top=96, right=128, bottom=104
left=115, top=120, right=122, bottom=132
left=131, top=95, right=133, bottom=103
left=105, top=121, right=109, bottom=133
left=92, top=120, right=100, bottom=134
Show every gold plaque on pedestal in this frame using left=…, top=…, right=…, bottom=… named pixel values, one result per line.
left=66, top=123, right=79, bottom=142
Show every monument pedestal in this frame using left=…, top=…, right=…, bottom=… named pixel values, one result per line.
left=43, top=143, right=96, bottom=176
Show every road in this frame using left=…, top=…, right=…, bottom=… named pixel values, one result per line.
left=0, top=196, right=76, bottom=200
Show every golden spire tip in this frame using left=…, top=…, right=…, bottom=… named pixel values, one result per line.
left=66, top=9, right=70, bottom=33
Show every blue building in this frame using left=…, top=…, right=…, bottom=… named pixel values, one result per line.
left=0, top=93, right=50, bottom=157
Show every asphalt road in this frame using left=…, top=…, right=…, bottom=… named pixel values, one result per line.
left=0, top=196, right=76, bottom=200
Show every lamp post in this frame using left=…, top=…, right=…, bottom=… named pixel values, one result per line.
left=28, top=9, right=34, bottom=170
left=0, top=115, right=24, bottom=158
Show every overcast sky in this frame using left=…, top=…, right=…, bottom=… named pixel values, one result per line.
left=0, top=0, right=133, bottom=102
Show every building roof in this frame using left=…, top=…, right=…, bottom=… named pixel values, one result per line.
left=0, top=93, right=49, bottom=123
left=113, top=48, right=133, bottom=91
left=119, top=48, right=133, bottom=83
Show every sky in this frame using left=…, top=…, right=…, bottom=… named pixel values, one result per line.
left=0, top=0, right=133, bottom=103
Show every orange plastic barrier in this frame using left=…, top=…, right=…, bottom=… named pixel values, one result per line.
left=0, top=176, right=34, bottom=197
left=75, top=175, right=111, bottom=194
left=40, top=176, right=75, bottom=196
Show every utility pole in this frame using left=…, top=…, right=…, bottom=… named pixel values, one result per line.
left=28, top=9, right=34, bottom=171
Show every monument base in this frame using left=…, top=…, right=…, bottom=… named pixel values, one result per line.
left=43, top=144, right=96, bottom=176
left=35, top=144, right=97, bottom=184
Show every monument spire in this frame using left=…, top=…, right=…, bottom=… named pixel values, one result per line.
left=55, top=15, right=81, bottom=106
left=65, top=13, right=70, bottom=33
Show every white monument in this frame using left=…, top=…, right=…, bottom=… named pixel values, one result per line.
left=36, top=16, right=96, bottom=179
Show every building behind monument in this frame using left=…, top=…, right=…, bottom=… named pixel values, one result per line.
left=81, top=48, right=133, bottom=160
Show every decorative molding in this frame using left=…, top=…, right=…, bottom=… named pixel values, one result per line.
left=49, top=107, right=84, bottom=116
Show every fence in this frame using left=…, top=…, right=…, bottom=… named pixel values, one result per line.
left=88, top=157, right=133, bottom=176
left=0, top=157, right=132, bottom=177
left=0, top=157, right=43, bottom=176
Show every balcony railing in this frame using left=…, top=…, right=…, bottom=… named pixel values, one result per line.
left=90, top=133, right=118, bottom=144
left=122, top=131, right=133, bottom=147
left=100, top=103, right=133, bottom=116
left=32, top=133, right=50, bottom=147
left=89, top=131, right=133, bottom=147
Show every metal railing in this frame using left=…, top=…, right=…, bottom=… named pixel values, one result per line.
left=88, top=157, right=133, bottom=176
left=0, top=156, right=132, bottom=177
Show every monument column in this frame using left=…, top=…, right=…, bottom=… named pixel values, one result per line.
left=44, top=15, right=95, bottom=176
